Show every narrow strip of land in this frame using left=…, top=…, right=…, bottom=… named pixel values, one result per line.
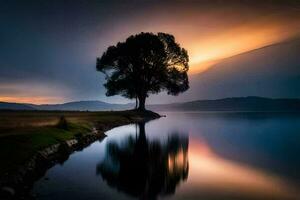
left=0, top=110, right=159, bottom=186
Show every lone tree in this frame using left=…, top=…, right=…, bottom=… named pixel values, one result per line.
left=96, top=32, right=189, bottom=110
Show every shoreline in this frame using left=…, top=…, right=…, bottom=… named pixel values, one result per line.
left=0, top=110, right=160, bottom=199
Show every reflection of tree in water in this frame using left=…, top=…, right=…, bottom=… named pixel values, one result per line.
left=97, top=122, right=189, bottom=200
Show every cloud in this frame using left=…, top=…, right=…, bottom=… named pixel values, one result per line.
left=1, top=0, right=300, bottom=103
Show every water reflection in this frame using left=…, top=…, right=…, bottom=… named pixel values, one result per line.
left=97, top=122, right=189, bottom=200
left=32, top=112, right=300, bottom=200
left=182, top=139, right=300, bottom=200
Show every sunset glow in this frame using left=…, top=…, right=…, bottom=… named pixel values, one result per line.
left=1, top=2, right=300, bottom=199
left=0, top=96, right=64, bottom=104
left=1, top=1, right=300, bottom=103
left=0, top=83, right=66, bottom=104
left=180, top=139, right=300, bottom=199
left=181, top=14, right=300, bottom=73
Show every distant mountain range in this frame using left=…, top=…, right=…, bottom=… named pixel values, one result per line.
left=0, top=100, right=132, bottom=111
left=0, top=102, right=35, bottom=110
left=148, top=97, right=300, bottom=112
left=1, top=97, right=300, bottom=112
left=31, top=101, right=133, bottom=111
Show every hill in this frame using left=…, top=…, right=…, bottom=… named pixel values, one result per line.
left=30, top=100, right=132, bottom=111
left=0, top=101, right=132, bottom=111
left=1, top=97, right=299, bottom=112
left=0, top=102, right=35, bottom=110
left=147, top=97, right=300, bottom=112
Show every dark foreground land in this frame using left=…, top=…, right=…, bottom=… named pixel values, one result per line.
left=0, top=110, right=160, bottom=199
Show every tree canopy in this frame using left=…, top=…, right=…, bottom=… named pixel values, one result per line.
left=96, top=32, right=189, bottom=110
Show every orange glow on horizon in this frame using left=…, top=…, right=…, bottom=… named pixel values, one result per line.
left=0, top=83, right=67, bottom=104
left=179, top=138, right=300, bottom=199
left=0, top=96, right=65, bottom=104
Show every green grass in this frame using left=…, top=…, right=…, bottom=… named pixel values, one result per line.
left=0, top=110, right=159, bottom=175
left=0, top=122, right=92, bottom=174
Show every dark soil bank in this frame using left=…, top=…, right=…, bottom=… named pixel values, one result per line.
left=0, top=110, right=160, bottom=199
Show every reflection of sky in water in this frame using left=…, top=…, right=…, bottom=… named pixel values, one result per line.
left=33, top=112, right=300, bottom=200
left=148, top=112, right=300, bottom=183
left=169, top=139, right=299, bottom=199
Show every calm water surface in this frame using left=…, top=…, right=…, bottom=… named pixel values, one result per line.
left=33, top=112, right=300, bottom=200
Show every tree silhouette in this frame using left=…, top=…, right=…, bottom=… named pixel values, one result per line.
left=97, top=122, right=189, bottom=200
left=96, top=32, right=189, bottom=110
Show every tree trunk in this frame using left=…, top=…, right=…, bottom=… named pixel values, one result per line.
left=138, top=122, right=146, bottom=142
left=135, top=97, right=138, bottom=110
left=138, top=95, right=146, bottom=111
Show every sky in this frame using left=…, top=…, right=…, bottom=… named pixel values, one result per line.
left=1, top=0, right=300, bottom=104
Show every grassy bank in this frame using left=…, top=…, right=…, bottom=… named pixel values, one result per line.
left=0, top=110, right=160, bottom=176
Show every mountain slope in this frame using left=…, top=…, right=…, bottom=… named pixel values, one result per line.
left=1, top=97, right=299, bottom=111
left=0, top=102, right=35, bottom=110
left=0, top=101, right=132, bottom=111
left=31, top=100, right=132, bottom=111
left=147, top=97, right=300, bottom=111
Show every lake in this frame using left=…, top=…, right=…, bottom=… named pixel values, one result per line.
left=32, top=112, right=300, bottom=200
